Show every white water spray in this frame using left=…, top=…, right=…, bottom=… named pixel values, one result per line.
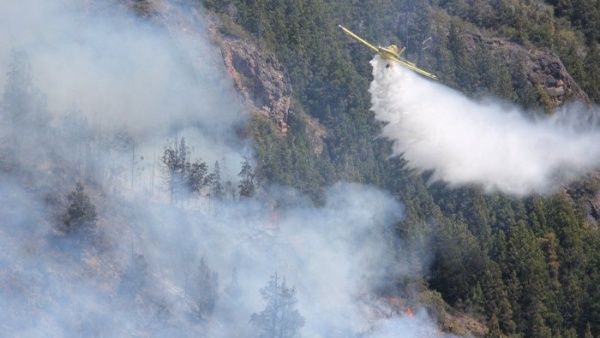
left=370, top=57, right=600, bottom=195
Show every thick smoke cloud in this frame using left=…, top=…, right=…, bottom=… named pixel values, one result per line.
left=0, top=0, right=243, bottom=135
left=370, top=57, right=600, bottom=195
left=0, top=177, right=450, bottom=337
left=0, top=1, right=451, bottom=337
left=0, top=0, right=247, bottom=177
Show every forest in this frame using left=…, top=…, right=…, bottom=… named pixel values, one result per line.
left=2, top=0, right=600, bottom=337
left=203, top=1, right=600, bottom=337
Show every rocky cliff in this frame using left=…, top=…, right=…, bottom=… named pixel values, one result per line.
left=124, top=1, right=301, bottom=136
left=463, top=31, right=589, bottom=108
left=206, top=15, right=327, bottom=154
left=207, top=18, right=292, bottom=134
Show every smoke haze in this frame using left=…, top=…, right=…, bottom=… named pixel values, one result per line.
left=370, top=57, right=600, bottom=195
left=0, top=0, right=244, bottom=142
left=0, top=1, right=451, bottom=337
left=0, top=178, right=447, bottom=337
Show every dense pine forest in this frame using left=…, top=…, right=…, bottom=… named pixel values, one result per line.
left=203, top=1, right=600, bottom=337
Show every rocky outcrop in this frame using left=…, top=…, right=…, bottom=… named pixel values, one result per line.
left=463, top=32, right=589, bottom=108
left=123, top=1, right=326, bottom=152
left=296, top=110, right=327, bottom=156
left=124, top=1, right=296, bottom=135
left=207, top=18, right=292, bottom=134
left=565, top=174, right=600, bottom=228
left=206, top=15, right=327, bottom=154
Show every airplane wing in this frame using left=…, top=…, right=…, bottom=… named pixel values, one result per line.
left=338, top=25, right=379, bottom=53
left=338, top=24, right=437, bottom=80
left=389, top=55, right=438, bottom=80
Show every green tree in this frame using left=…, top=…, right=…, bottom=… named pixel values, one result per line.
left=162, top=137, right=189, bottom=204
left=251, top=274, right=304, bottom=338
left=162, top=137, right=211, bottom=202
left=189, top=257, right=219, bottom=321
left=429, top=220, right=485, bottom=305
left=186, top=160, right=210, bottom=196
left=210, top=161, right=225, bottom=200
left=481, top=260, right=516, bottom=334
left=448, top=20, right=477, bottom=92
left=62, top=182, right=97, bottom=234
left=583, top=43, right=600, bottom=101
left=238, top=157, right=256, bottom=198
left=547, top=193, right=587, bottom=330
left=202, top=2, right=600, bottom=337
left=584, top=322, right=593, bottom=338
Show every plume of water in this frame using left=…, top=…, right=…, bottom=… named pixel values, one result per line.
left=370, top=56, right=600, bottom=195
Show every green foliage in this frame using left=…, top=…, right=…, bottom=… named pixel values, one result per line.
left=438, top=0, right=600, bottom=104
left=251, top=274, right=304, bottom=338
left=204, top=1, right=600, bottom=336
left=448, top=20, right=477, bottom=93
left=238, top=157, right=256, bottom=198
left=210, top=161, right=225, bottom=200
left=191, top=257, right=219, bottom=320
left=62, top=182, right=97, bottom=234
left=249, top=114, right=335, bottom=202
left=162, top=137, right=214, bottom=203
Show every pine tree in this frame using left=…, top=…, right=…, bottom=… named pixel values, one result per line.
left=447, top=20, right=477, bottom=92
left=584, top=322, right=593, bottom=338
left=62, top=182, right=97, bottom=234
left=481, top=260, right=516, bottom=334
left=583, top=43, right=600, bottom=101
left=238, top=157, right=256, bottom=198
left=162, top=137, right=189, bottom=204
left=547, top=193, right=587, bottom=329
left=485, top=314, right=502, bottom=338
left=585, top=269, right=600, bottom=336
left=251, top=274, right=304, bottom=338
left=189, top=257, right=219, bottom=320
left=186, top=160, right=210, bottom=195
left=210, top=161, right=224, bottom=200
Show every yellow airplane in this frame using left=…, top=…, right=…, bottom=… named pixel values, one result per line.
left=338, top=25, right=437, bottom=80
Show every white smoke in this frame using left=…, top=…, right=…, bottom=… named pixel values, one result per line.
left=0, top=0, right=245, bottom=151
left=0, top=0, right=249, bottom=184
left=0, top=176, right=451, bottom=337
left=370, top=56, right=600, bottom=195
left=0, top=1, right=456, bottom=338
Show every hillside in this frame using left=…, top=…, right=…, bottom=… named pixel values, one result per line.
left=2, top=0, right=600, bottom=337
left=203, top=1, right=600, bottom=337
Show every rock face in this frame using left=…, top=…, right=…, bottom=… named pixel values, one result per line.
left=206, top=16, right=327, bottom=155
left=124, top=1, right=295, bottom=135
left=565, top=174, right=600, bottom=228
left=208, top=18, right=291, bottom=134
left=463, top=32, right=589, bottom=108
left=124, top=1, right=326, bottom=152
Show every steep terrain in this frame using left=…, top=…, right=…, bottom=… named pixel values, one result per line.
left=203, top=1, right=600, bottom=337
left=3, top=0, right=600, bottom=337
left=209, top=18, right=292, bottom=134
left=461, top=31, right=589, bottom=108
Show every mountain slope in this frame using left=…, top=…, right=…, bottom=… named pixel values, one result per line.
left=201, top=1, right=600, bottom=337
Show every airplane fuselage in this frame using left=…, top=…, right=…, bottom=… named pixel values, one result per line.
left=338, top=24, right=437, bottom=80
left=377, top=46, right=400, bottom=60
